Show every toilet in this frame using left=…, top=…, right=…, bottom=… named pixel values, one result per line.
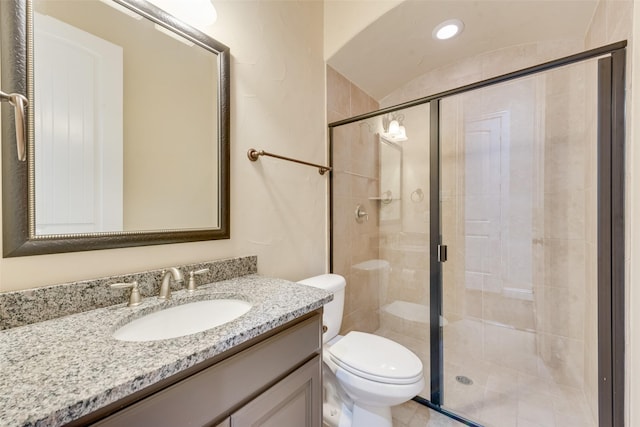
left=298, top=274, right=425, bottom=427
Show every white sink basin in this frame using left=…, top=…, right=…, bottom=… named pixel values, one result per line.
left=113, top=299, right=252, bottom=342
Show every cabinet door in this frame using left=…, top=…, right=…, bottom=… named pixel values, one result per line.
left=230, top=356, right=321, bottom=427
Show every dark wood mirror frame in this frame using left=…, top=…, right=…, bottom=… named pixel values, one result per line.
left=0, top=0, right=230, bottom=257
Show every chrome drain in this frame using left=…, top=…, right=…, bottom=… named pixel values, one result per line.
left=455, top=375, right=473, bottom=385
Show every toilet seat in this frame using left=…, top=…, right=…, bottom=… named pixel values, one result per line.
left=328, top=331, right=423, bottom=385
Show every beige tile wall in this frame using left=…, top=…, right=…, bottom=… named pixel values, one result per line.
left=537, top=61, right=593, bottom=392
left=327, top=66, right=381, bottom=334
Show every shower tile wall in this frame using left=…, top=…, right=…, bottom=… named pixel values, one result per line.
left=539, top=62, right=592, bottom=390
left=327, top=66, right=381, bottom=334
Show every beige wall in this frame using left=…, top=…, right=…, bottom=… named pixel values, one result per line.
left=323, top=0, right=401, bottom=60
left=0, top=1, right=327, bottom=292
left=121, top=23, right=217, bottom=230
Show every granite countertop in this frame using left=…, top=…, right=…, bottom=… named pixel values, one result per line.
left=0, top=274, right=332, bottom=427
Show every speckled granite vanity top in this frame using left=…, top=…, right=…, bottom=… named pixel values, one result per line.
left=0, top=275, right=331, bottom=427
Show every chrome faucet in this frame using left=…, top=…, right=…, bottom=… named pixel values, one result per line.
left=158, top=267, right=184, bottom=300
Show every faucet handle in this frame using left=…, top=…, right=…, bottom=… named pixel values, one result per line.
left=187, top=268, right=210, bottom=292
left=110, top=281, right=142, bottom=307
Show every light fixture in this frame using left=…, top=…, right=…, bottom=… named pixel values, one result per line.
left=397, top=125, right=407, bottom=140
left=433, top=19, right=464, bottom=40
left=388, top=120, right=400, bottom=135
left=381, top=118, right=408, bottom=142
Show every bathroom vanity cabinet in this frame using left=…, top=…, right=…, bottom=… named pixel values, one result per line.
left=86, top=312, right=322, bottom=427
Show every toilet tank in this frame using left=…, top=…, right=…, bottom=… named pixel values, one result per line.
left=297, top=274, right=345, bottom=343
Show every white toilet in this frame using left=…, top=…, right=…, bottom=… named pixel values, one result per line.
left=298, top=274, right=425, bottom=427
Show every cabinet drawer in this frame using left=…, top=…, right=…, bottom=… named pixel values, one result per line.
left=93, top=314, right=321, bottom=427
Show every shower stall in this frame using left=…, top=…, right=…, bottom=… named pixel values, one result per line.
left=328, top=43, right=625, bottom=427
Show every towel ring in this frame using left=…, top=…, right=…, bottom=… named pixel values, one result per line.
left=411, top=188, right=424, bottom=203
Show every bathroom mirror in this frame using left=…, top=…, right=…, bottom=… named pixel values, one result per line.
left=0, top=0, right=230, bottom=256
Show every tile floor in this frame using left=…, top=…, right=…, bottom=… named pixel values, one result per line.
left=392, top=400, right=466, bottom=426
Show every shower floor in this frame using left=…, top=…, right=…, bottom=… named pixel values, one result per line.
left=376, top=318, right=597, bottom=427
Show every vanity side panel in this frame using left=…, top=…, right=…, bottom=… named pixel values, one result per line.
left=91, top=314, right=321, bottom=427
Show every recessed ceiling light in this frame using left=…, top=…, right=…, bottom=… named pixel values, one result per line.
left=433, top=19, right=464, bottom=40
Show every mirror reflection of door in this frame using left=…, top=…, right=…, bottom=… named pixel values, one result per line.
left=34, top=12, right=123, bottom=234
left=463, top=114, right=510, bottom=295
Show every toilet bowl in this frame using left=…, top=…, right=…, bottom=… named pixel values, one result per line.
left=298, top=274, right=425, bottom=427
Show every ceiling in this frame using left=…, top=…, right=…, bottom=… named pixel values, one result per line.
left=327, top=0, right=599, bottom=101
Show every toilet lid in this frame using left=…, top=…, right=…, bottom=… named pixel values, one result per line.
left=328, top=331, right=423, bottom=385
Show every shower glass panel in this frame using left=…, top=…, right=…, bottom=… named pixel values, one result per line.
left=331, top=103, right=431, bottom=401
left=439, top=58, right=599, bottom=427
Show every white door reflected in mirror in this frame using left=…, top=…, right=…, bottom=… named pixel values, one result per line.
left=34, top=12, right=123, bottom=234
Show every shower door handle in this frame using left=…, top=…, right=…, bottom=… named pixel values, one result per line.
left=437, top=244, right=448, bottom=262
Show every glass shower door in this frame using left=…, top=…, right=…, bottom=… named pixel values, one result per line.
left=438, top=59, right=599, bottom=427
